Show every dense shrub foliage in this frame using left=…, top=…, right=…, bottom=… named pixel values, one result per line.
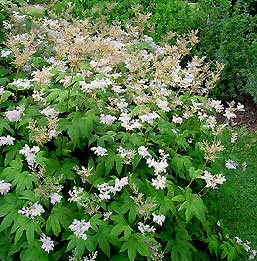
left=0, top=2, right=255, bottom=261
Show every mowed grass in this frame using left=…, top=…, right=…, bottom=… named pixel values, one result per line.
left=208, top=126, right=257, bottom=253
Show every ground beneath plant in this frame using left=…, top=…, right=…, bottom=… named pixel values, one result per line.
left=217, top=96, right=257, bottom=130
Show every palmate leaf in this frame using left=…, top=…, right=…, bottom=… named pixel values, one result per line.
left=66, top=110, right=97, bottom=148
left=10, top=215, right=42, bottom=245
left=1, top=159, right=36, bottom=191
left=120, top=234, right=150, bottom=261
left=47, top=205, right=73, bottom=236
left=20, top=241, right=48, bottom=261
left=178, top=189, right=207, bottom=225
left=169, top=222, right=195, bottom=261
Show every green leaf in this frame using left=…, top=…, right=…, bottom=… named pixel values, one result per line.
left=46, top=215, right=61, bottom=236
left=99, top=236, right=110, bottom=257
left=105, top=151, right=115, bottom=175
left=178, top=191, right=207, bottom=224
left=115, top=156, right=123, bottom=175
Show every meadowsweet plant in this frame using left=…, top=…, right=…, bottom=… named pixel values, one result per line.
left=0, top=3, right=247, bottom=260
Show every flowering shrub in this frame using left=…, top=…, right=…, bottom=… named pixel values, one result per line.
left=0, top=3, right=249, bottom=260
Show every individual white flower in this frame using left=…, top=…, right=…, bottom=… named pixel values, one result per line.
left=0, top=180, right=11, bottom=195
left=223, top=110, right=236, bottom=120
left=151, top=175, right=166, bottom=190
left=152, top=213, right=166, bottom=226
left=83, top=251, right=98, bottom=261
left=91, top=146, right=108, bottom=156
left=68, top=187, right=84, bottom=203
left=18, top=202, right=45, bottom=219
left=114, top=177, right=128, bottom=192
left=242, top=161, right=247, bottom=172
left=235, top=236, right=243, bottom=245
left=1, top=50, right=12, bottom=58
left=139, top=112, right=160, bottom=124
left=30, top=203, right=45, bottom=218
left=201, top=170, right=226, bottom=189
left=146, top=150, right=169, bottom=175
left=2, top=21, right=12, bottom=30
left=80, top=79, right=112, bottom=92
left=203, top=116, right=217, bottom=129
left=116, top=98, right=128, bottom=112
left=100, top=114, right=116, bottom=125
left=237, top=103, right=245, bottom=111
left=50, top=193, right=62, bottom=205
left=103, top=211, right=112, bottom=221
left=172, top=115, right=183, bottom=124
left=138, top=222, right=156, bottom=234
left=231, top=133, right=238, bottom=143
left=156, top=99, right=170, bottom=112
left=40, top=234, right=54, bottom=253
left=249, top=250, right=257, bottom=260
left=41, top=106, right=57, bottom=118
left=138, top=146, right=151, bottom=158
left=244, top=242, right=251, bottom=252
left=0, top=135, right=15, bottom=146
left=59, top=75, right=72, bottom=86
left=117, top=146, right=135, bottom=164
left=19, top=144, right=40, bottom=167
left=207, top=99, right=224, bottom=112
left=5, top=106, right=24, bottom=122
left=69, top=219, right=91, bottom=240
left=97, top=183, right=113, bottom=200
left=225, top=159, right=238, bottom=170
left=10, top=78, right=31, bottom=89
left=0, top=86, right=4, bottom=95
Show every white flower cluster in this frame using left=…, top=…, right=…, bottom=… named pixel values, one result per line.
left=138, top=146, right=168, bottom=190
left=5, top=106, right=24, bottom=122
left=41, top=106, right=58, bottom=118
left=103, top=211, right=112, bottom=221
left=117, top=146, right=136, bottom=164
left=83, top=251, right=98, bottom=261
left=223, top=101, right=245, bottom=121
left=80, top=78, right=112, bottom=92
left=19, top=144, right=40, bottom=168
left=97, top=177, right=128, bottom=200
left=201, top=170, right=226, bottom=189
left=91, top=146, right=108, bottom=156
left=156, top=98, right=170, bottom=112
left=139, top=112, right=160, bottom=124
left=207, top=99, right=224, bottom=112
left=138, top=222, right=156, bottom=234
left=1, top=49, right=12, bottom=58
left=10, top=78, right=31, bottom=90
left=40, top=234, right=54, bottom=253
left=138, top=146, right=151, bottom=158
left=69, top=219, right=91, bottom=240
left=152, top=213, right=166, bottom=226
left=50, top=193, right=62, bottom=205
left=0, top=180, right=11, bottom=195
left=225, top=159, right=238, bottom=170
left=172, top=115, right=183, bottom=124
left=119, top=112, right=142, bottom=131
left=0, top=135, right=15, bottom=146
left=100, top=114, right=117, bottom=125
left=235, top=237, right=257, bottom=260
left=18, top=202, right=45, bottom=219
left=68, top=187, right=84, bottom=203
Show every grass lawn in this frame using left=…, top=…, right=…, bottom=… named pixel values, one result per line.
left=208, top=126, right=257, bottom=255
